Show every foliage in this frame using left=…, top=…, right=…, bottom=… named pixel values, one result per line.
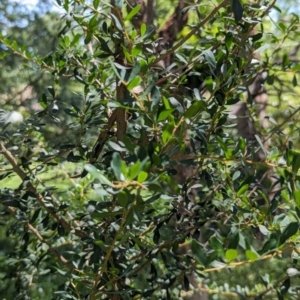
left=0, top=0, right=300, bottom=299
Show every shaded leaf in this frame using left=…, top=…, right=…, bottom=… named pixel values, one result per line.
left=232, top=0, right=244, bottom=22
left=280, top=222, right=299, bottom=245
left=110, top=13, right=123, bottom=32
left=191, top=239, right=207, bottom=266
left=111, top=152, right=122, bottom=181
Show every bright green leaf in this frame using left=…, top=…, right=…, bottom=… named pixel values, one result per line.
left=137, top=171, right=148, bottom=182
left=125, top=5, right=141, bottom=21
left=245, top=250, right=259, bottom=261
left=225, top=249, right=238, bottom=262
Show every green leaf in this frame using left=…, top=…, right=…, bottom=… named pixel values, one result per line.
left=93, top=0, right=100, bottom=9
left=84, top=32, right=92, bottom=44
left=292, top=75, right=298, bottom=87
left=71, top=33, right=81, bottom=47
left=48, top=86, right=55, bottom=98
left=127, top=76, right=141, bottom=90
left=259, top=239, right=278, bottom=254
left=280, top=277, right=290, bottom=295
left=108, top=141, right=126, bottom=152
left=225, top=249, right=238, bottom=262
left=125, top=5, right=141, bottom=21
left=259, top=225, right=270, bottom=236
left=128, top=161, right=141, bottom=180
left=255, top=134, right=267, bottom=156
left=236, top=184, right=249, bottom=197
left=202, top=49, right=216, bottom=70
left=294, top=190, right=300, bottom=208
left=209, top=236, right=224, bottom=256
left=245, top=250, right=259, bottom=261
left=231, top=0, right=244, bottom=22
left=89, top=15, right=98, bottom=28
left=280, top=222, right=299, bottom=245
left=128, top=62, right=141, bottom=82
left=140, top=23, right=146, bottom=36
left=110, top=13, right=123, bottom=32
left=158, top=109, right=175, bottom=122
left=291, top=153, right=300, bottom=174
left=109, top=57, right=122, bottom=80
left=142, top=24, right=155, bottom=40
left=183, top=275, right=189, bottom=291
left=190, top=239, right=207, bottom=266
left=39, top=93, right=48, bottom=108
left=150, top=86, right=161, bottom=110
left=0, top=172, right=12, bottom=181
left=227, top=229, right=239, bottom=249
left=169, top=97, right=184, bottom=113
left=251, top=33, right=263, bottom=42
left=232, top=170, right=241, bottom=181
left=162, top=123, right=174, bottom=144
left=117, top=191, right=128, bottom=208
left=84, top=164, right=113, bottom=186
left=137, top=171, right=148, bottom=182
left=184, top=100, right=206, bottom=119
left=111, top=152, right=122, bottom=180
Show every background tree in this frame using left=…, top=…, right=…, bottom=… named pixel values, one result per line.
left=1, top=0, right=300, bottom=299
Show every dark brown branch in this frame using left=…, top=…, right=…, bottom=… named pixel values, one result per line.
left=146, top=0, right=156, bottom=27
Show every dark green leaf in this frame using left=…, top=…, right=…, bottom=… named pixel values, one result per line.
left=153, top=230, right=160, bottom=244
left=231, top=0, right=244, bottom=22
left=251, top=33, right=263, bottom=42
left=227, top=230, right=239, bottom=249
left=0, top=172, right=13, bottom=180
left=276, top=290, right=284, bottom=300
left=191, top=239, right=207, bottom=266
left=259, top=239, right=278, bottom=254
left=183, top=275, right=189, bottom=291
left=184, top=100, right=206, bottom=119
left=280, top=277, right=290, bottom=295
left=280, top=222, right=299, bottom=245
left=150, top=86, right=161, bottom=110
left=292, top=74, right=297, bottom=87
left=128, top=62, right=141, bottom=82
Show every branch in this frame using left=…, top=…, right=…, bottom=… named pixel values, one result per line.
left=0, top=141, right=88, bottom=239
left=149, top=0, right=230, bottom=68
left=6, top=207, right=77, bottom=272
